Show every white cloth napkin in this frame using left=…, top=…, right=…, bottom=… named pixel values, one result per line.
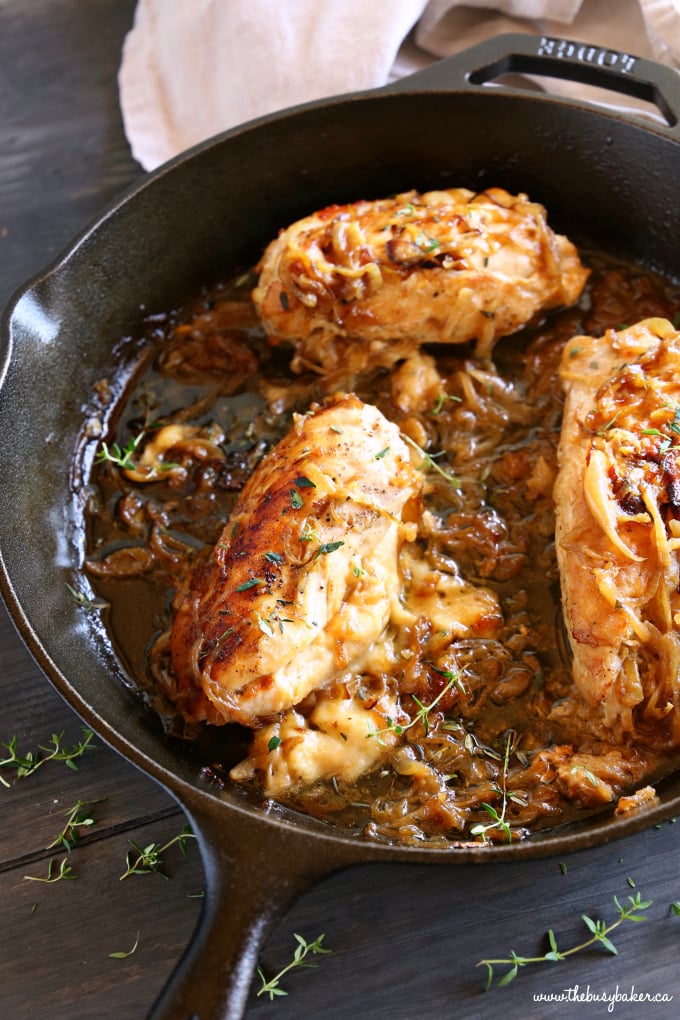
left=119, top=0, right=680, bottom=170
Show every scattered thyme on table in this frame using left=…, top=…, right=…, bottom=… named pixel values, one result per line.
left=478, top=892, right=652, bottom=990
left=0, top=728, right=96, bottom=787
left=257, top=933, right=331, bottom=1001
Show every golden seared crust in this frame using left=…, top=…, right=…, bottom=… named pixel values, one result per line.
left=252, top=186, right=588, bottom=373
left=169, top=393, right=423, bottom=727
left=555, top=318, right=680, bottom=736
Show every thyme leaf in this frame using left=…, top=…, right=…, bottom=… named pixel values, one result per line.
left=314, top=540, right=345, bottom=559
left=478, top=893, right=652, bottom=990
left=46, top=798, right=105, bottom=851
left=0, top=728, right=96, bottom=787
left=65, top=582, right=109, bottom=611
left=597, top=409, right=623, bottom=434
left=235, top=577, right=265, bottom=592
left=109, top=932, right=140, bottom=959
left=425, top=661, right=466, bottom=693
left=368, top=673, right=459, bottom=744
left=264, top=551, right=285, bottom=564
left=470, top=731, right=518, bottom=844
left=24, top=857, right=78, bottom=884
left=430, top=392, right=462, bottom=417
left=257, top=933, right=331, bottom=1000
left=257, top=613, right=274, bottom=638
left=400, top=432, right=460, bottom=488
left=94, top=432, right=144, bottom=471
left=119, top=824, right=196, bottom=880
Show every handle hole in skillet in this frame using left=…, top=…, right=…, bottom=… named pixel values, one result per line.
left=469, top=55, right=676, bottom=127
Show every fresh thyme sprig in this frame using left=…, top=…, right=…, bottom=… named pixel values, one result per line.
left=94, top=432, right=144, bottom=470
left=257, top=933, right=331, bottom=1000
left=479, top=892, right=652, bottom=990
left=470, top=731, right=522, bottom=844
left=0, top=728, right=96, bottom=787
left=24, top=857, right=78, bottom=884
left=119, top=824, right=195, bottom=880
left=46, top=798, right=105, bottom=851
left=368, top=672, right=460, bottom=745
left=400, top=432, right=461, bottom=488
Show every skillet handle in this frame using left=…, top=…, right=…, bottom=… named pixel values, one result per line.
left=147, top=793, right=354, bottom=1020
left=387, top=31, right=680, bottom=137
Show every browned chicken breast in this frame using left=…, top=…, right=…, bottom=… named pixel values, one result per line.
left=555, top=318, right=680, bottom=737
left=169, top=393, right=423, bottom=727
left=252, top=186, right=588, bottom=373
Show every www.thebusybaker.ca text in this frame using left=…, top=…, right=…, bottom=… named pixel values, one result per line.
left=533, top=984, right=673, bottom=1013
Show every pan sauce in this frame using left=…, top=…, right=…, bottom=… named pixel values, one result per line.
left=82, top=253, right=680, bottom=847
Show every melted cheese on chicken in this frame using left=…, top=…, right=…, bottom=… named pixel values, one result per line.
left=169, top=394, right=422, bottom=727
left=167, top=388, right=506, bottom=793
left=252, top=186, right=588, bottom=374
left=230, top=548, right=502, bottom=796
left=229, top=657, right=404, bottom=795
left=555, top=318, right=680, bottom=735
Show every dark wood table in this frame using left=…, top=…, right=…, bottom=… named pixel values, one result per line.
left=1, top=3, right=678, bottom=1017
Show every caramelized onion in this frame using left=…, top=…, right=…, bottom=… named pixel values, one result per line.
left=86, top=546, right=155, bottom=577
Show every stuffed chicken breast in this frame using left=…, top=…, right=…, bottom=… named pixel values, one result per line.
left=555, top=318, right=680, bottom=736
left=252, top=186, right=588, bottom=373
left=169, top=393, right=422, bottom=727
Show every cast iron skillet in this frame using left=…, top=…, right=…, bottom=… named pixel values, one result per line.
left=2, top=32, right=680, bottom=1020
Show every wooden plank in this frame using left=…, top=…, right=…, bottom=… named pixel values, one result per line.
left=0, top=0, right=142, bottom=308
left=2, top=813, right=677, bottom=1018
left=246, top=828, right=680, bottom=1018
left=0, top=604, right=180, bottom=866
left=0, top=816, right=203, bottom=1019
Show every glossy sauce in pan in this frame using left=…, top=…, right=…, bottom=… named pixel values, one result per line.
left=81, top=254, right=680, bottom=846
